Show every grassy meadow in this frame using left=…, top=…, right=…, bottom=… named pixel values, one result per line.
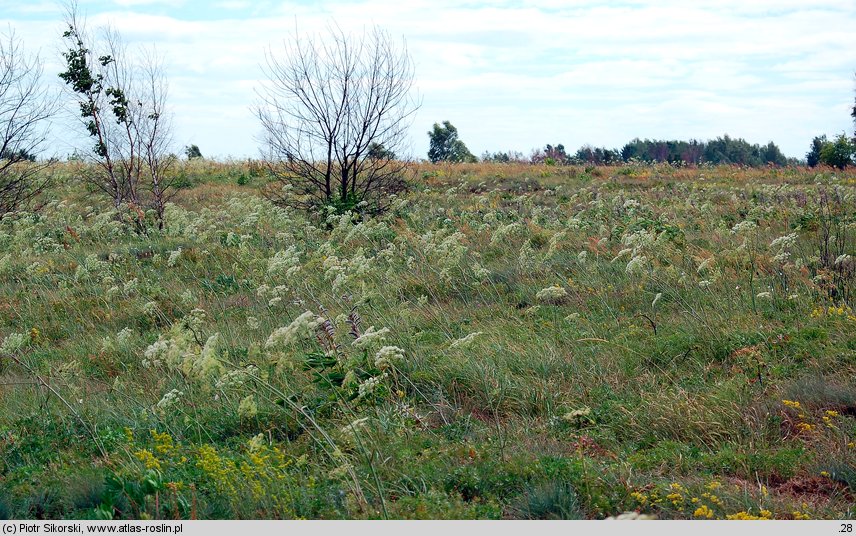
left=0, top=160, right=854, bottom=520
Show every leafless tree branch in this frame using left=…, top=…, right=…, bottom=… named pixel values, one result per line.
left=0, top=29, right=57, bottom=217
left=257, top=23, right=419, bottom=214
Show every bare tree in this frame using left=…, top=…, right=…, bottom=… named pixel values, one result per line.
left=257, top=25, right=419, bottom=213
left=59, top=3, right=176, bottom=225
left=139, top=49, right=178, bottom=228
left=0, top=30, right=56, bottom=217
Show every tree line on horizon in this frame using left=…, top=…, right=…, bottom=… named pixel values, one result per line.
left=431, top=80, right=856, bottom=169
left=490, top=134, right=856, bottom=168
left=484, top=135, right=792, bottom=167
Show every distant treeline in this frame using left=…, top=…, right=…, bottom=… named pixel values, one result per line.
left=483, top=135, right=793, bottom=167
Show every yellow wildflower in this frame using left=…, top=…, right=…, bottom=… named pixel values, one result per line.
left=666, top=492, right=683, bottom=506
left=151, top=429, right=175, bottom=454
left=726, top=511, right=762, bottom=520
left=694, top=505, right=714, bottom=519
left=631, top=491, right=648, bottom=505
left=701, top=492, right=722, bottom=506
left=134, top=449, right=162, bottom=470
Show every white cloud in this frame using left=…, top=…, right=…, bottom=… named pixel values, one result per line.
left=4, top=0, right=855, bottom=158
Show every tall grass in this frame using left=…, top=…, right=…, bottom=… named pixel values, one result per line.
left=0, top=162, right=853, bottom=519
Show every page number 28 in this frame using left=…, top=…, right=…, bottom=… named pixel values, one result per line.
left=841, top=524, right=853, bottom=533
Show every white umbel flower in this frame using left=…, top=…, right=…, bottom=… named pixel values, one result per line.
left=266, top=311, right=324, bottom=348
left=374, top=346, right=405, bottom=370
left=156, top=389, right=183, bottom=411
left=536, top=285, right=568, bottom=303
left=351, top=326, right=390, bottom=349
left=238, top=395, right=258, bottom=419
left=167, top=248, right=182, bottom=267
left=731, top=220, right=757, bottom=235
left=0, top=332, right=26, bottom=354
left=450, top=331, right=483, bottom=350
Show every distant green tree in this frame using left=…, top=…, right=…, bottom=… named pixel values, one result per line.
left=367, top=142, right=395, bottom=160
left=482, top=150, right=509, bottom=163
left=819, top=133, right=854, bottom=169
left=0, top=148, right=36, bottom=162
left=482, top=150, right=526, bottom=163
left=427, top=121, right=476, bottom=163
left=759, top=141, right=787, bottom=166
left=806, top=135, right=827, bottom=167
left=620, top=140, right=640, bottom=161
left=703, top=135, right=761, bottom=166
left=575, top=145, right=618, bottom=165
left=621, top=137, right=724, bottom=165
left=585, top=136, right=786, bottom=167
left=543, top=144, right=568, bottom=165
left=185, top=144, right=202, bottom=159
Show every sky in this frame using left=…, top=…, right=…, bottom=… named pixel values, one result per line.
left=2, top=0, right=855, bottom=160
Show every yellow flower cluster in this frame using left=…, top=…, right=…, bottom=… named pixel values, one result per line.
left=821, top=410, right=839, bottom=429
left=666, top=493, right=683, bottom=508
left=194, top=440, right=302, bottom=510
left=630, top=491, right=648, bottom=505
left=796, top=422, right=814, bottom=433
left=701, top=492, right=722, bottom=507
left=725, top=509, right=772, bottom=520
left=197, top=445, right=238, bottom=498
left=809, top=304, right=856, bottom=322
left=783, top=399, right=843, bottom=436
left=151, top=429, right=175, bottom=454
left=134, top=449, right=162, bottom=470
left=629, top=479, right=817, bottom=521
left=694, top=505, right=714, bottom=518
